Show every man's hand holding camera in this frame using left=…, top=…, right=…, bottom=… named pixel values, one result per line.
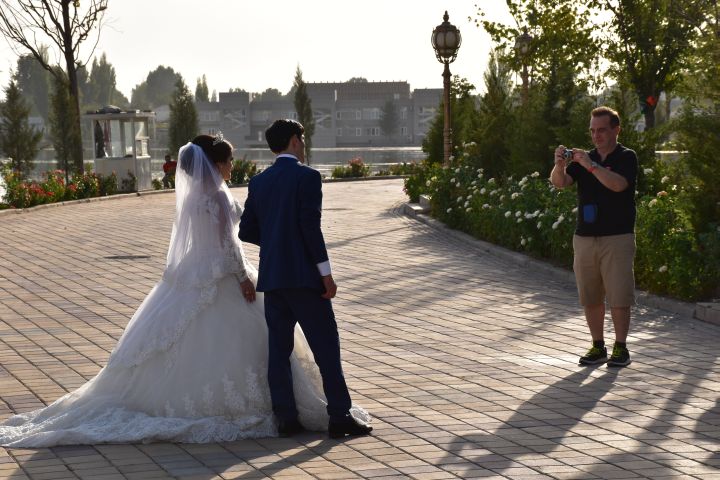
left=553, top=144, right=628, bottom=193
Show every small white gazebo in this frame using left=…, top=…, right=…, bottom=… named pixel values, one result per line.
left=84, top=107, right=155, bottom=191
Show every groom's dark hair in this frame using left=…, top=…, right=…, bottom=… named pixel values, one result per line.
left=265, top=119, right=304, bottom=153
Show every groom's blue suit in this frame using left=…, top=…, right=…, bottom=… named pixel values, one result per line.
left=239, top=155, right=352, bottom=421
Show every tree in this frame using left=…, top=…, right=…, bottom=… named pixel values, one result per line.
left=347, top=77, right=368, bottom=83
left=594, top=0, right=709, bottom=129
left=131, top=66, right=182, bottom=108
left=0, top=79, right=43, bottom=178
left=210, top=90, right=218, bottom=102
left=254, top=88, right=284, bottom=102
left=474, top=49, right=514, bottom=177
left=48, top=69, right=81, bottom=183
left=84, top=53, right=128, bottom=109
left=195, top=75, right=209, bottom=103
left=168, top=77, right=198, bottom=157
left=293, top=66, right=315, bottom=165
left=379, top=100, right=399, bottom=141
left=0, top=0, right=109, bottom=173
left=14, top=48, right=52, bottom=122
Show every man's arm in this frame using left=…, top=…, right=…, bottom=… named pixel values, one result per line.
left=573, top=151, right=630, bottom=192
left=239, top=182, right=261, bottom=245
left=550, top=145, right=574, bottom=188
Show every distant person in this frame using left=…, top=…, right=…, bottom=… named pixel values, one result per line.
left=550, top=106, right=638, bottom=368
left=162, top=154, right=177, bottom=188
left=0, top=133, right=370, bottom=447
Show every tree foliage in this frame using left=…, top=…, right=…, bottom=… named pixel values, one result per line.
left=293, top=66, right=315, bottom=165
left=379, top=100, right=399, bottom=140
left=49, top=70, right=81, bottom=181
left=0, top=0, right=109, bottom=173
left=0, top=79, right=43, bottom=178
left=593, top=0, right=710, bottom=129
left=14, top=48, right=52, bottom=122
left=168, top=77, right=198, bottom=157
left=83, top=53, right=129, bottom=109
left=195, top=75, right=209, bottom=103
left=131, top=65, right=182, bottom=108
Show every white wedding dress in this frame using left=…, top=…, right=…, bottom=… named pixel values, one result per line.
left=0, top=143, right=368, bottom=447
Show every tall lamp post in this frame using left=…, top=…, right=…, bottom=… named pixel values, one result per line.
left=431, top=11, right=461, bottom=166
left=514, top=27, right=533, bottom=106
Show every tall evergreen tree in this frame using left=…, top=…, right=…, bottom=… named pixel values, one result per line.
left=48, top=70, right=81, bottom=183
left=85, top=53, right=128, bottom=108
left=380, top=100, right=399, bottom=141
left=293, top=66, right=315, bottom=165
left=0, top=79, right=43, bottom=178
left=14, top=48, right=52, bottom=122
left=195, top=75, right=209, bottom=103
left=168, top=77, right=198, bottom=156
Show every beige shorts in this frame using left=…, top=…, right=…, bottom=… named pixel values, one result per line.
left=573, top=233, right=636, bottom=307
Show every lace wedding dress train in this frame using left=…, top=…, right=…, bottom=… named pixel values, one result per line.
left=0, top=143, right=368, bottom=447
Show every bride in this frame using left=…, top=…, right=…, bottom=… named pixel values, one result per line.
left=0, top=135, right=369, bottom=447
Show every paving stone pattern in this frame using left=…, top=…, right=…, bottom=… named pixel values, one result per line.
left=1, top=179, right=719, bottom=479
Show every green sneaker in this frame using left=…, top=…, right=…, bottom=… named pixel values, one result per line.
left=579, top=345, right=608, bottom=365
left=607, top=344, right=632, bottom=367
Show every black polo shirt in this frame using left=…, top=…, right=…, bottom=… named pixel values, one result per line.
left=566, top=143, right=638, bottom=236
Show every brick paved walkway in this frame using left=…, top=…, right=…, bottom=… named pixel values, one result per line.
left=1, top=179, right=719, bottom=480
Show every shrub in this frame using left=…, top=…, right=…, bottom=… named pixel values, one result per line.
left=331, top=157, right=370, bottom=179
left=230, top=157, right=258, bottom=185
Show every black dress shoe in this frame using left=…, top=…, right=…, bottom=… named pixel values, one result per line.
left=277, top=418, right=305, bottom=437
left=328, top=414, right=372, bottom=439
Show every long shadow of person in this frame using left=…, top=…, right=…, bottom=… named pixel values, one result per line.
left=440, top=367, right=619, bottom=476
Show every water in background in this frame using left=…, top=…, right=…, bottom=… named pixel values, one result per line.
left=21, top=147, right=426, bottom=181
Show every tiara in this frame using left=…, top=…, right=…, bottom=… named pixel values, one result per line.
left=212, top=131, right=225, bottom=146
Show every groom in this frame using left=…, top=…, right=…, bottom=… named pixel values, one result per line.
left=239, top=119, right=372, bottom=439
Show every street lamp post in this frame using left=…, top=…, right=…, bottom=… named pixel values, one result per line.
left=431, top=11, right=461, bottom=166
left=514, top=27, right=533, bottom=106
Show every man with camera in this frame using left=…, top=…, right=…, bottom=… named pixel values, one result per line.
left=550, top=106, right=638, bottom=367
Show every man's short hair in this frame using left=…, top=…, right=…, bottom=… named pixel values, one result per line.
left=165, top=154, right=172, bottom=161
left=591, top=106, right=621, bottom=128
left=265, top=119, right=304, bottom=153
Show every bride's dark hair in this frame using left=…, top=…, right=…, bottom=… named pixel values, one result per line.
left=178, top=135, right=233, bottom=173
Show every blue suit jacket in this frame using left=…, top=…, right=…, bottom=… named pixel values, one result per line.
left=239, top=156, right=328, bottom=292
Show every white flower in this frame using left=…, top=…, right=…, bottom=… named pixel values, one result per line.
left=457, top=196, right=463, bottom=203
left=500, top=195, right=506, bottom=201
left=511, top=192, right=520, bottom=199
left=490, top=190, right=498, bottom=196
left=446, top=208, right=452, bottom=213
left=449, top=155, right=455, bottom=162
left=464, top=201, right=470, bottom=207
left=552, top=222, right=559, bottom=230
left=644, top=168, right=653, bottom=175
left=426, top=180, right=432, bottom=187
left=558, top=214, right=565, bottom=222
left=531, top=171, right=540, bottom=178
left=482, top=204, right=490, bottom=209
left=515, top=211, right=522, bottom=217
left=488, top=178, right=496, bottom=184
left=521, top=183, right=528, bottom=190
left=505, top=211, right=511, bottom=218
left=466, top=207, right=472, bottom=212
left=672, top=185, right=677, bottom=191
left=649, top=198, right=658, bottom=207
left=471, top=180, right=477, bottom=186
left=521, top=238, right=527, bottom=246
left=455, top=168, right=461, bottom=174
left=658, top=265, right=668, bottom=273
left=527, top=236, right=532, bottom=242
left=480, top=188, right=486, bottom=194
left=572, top=207, right=578, bottom=213
left=525, top=213, right=533, bottom=219
left=516, top=218, right=522, bottom=223
left=537, top=221, right=542, bottom=229
left=661, top=175, right=670, bottom=183
left=450, top=178, right=456, bottom=184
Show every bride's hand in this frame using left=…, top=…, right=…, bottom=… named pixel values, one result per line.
left=239, top=278, right=256, bottom=303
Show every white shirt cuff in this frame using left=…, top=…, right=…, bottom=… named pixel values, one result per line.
left=317, top=260, right=331, bottom=277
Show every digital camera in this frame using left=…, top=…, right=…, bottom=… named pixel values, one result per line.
left=562, top=148, right=573, bottom=160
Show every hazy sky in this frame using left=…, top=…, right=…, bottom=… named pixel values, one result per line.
left=0, top=0, right=515, bottom=100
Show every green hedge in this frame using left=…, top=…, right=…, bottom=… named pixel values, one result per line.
left=406, top=152, right=719, bottom=302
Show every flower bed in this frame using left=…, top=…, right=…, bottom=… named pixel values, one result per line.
left=1, top=169, right=119, bottom=209
left=406, top=152, right=719, bottom=302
